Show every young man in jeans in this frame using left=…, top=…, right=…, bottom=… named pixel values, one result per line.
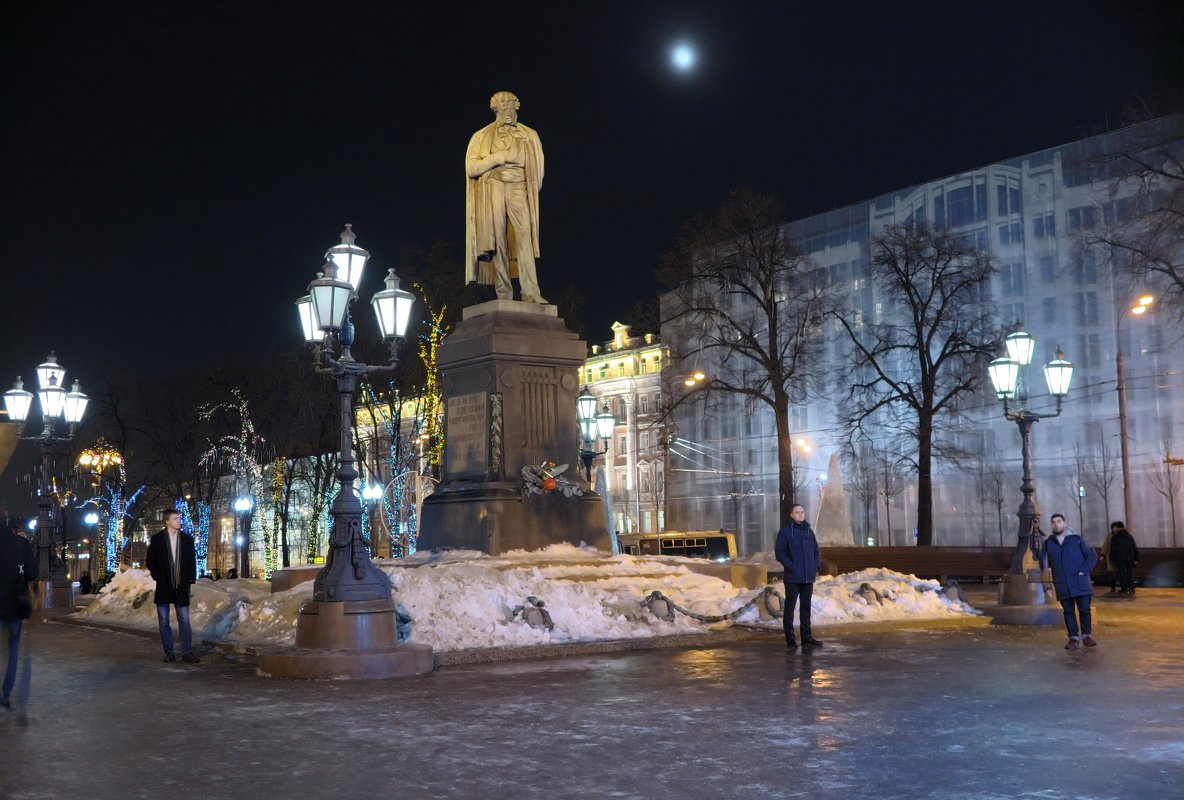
left=146, top=510, right=199, bottom=663
left=1042, top=513, right=1099, bottom=650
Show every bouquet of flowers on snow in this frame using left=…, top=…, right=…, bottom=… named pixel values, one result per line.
left=520, top=460, right=585, bottom=498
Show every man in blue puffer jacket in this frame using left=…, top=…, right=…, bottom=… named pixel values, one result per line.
left=775, top=504, right=823, bottom=649
left=1042, top=513, right=1099, bottom=650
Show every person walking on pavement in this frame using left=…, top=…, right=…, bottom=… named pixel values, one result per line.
left=1099, top=525, right=1118, bottom=593
left=1, top=521, right=38, bottom=721
left=775, top=504, right=824, bottom=649
left=1042, top=513, right=1098, bottom=650
left=1107, top=521, right=1139, bottom=597
left=146, top=510, right=199, bottom=663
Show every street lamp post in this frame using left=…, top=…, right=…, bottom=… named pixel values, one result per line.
left=289, top=224, right=417, bottom=658
left=233, top=496, right=252, bottom=577
left=1114, top=294, right=1153, bottom=532
left=576, top=387, right=615, bottom=484
left=987, top=332, right=1074, bottom=618
left=3, top=352, right=89, bottom=610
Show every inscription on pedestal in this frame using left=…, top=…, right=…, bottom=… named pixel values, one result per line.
left=445, top=392, right=489, bottom=476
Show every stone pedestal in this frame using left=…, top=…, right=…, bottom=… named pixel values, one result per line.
left=418, top=301, right=611, bottom=554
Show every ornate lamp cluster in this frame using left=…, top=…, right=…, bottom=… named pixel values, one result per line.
left=576, top=387, right=616, bottom=483
left=293, top=225, right=415, bottom=603
left=3, top=352, right=90, bottom=606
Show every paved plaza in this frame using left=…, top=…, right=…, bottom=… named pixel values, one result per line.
left=1, top=589, right=1181, bottom=800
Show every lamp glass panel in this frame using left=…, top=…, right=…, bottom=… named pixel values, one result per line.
left=1044, top=358, right=1074, bottom=396
left=39, top=386, right=66, bottom=418
left=3, top=386, right=33, bottom=422
left=36, top=361, right=65, bottom=391
left=372, top=292, right=396, bottom=338
left=311, top=283, right=351, bottom=331
left=331, top=249, right=368, bottom=291
left=296, top=296, right=324, bottom=342
left=987, top=357, right=1019, bottom=399
left=394, top=289, right=414, bottom=337
left=580, top=418, right=597, bottom=442
left=595, top=407, right=615, bottom=439
left=576, top=390, right=597, bottom=423
left=1004, top=332, right=1035, bottom=366
left=63, top=385, right=89, bottom=424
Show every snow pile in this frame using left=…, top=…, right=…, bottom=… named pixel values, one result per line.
left=75, top=545, right=979, bottom=652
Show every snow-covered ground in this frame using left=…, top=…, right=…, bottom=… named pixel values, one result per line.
left=75, top=544, right=981, bottom=652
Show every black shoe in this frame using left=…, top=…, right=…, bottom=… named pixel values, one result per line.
left=181, top=651, right=200, bottom=664
left=786, top=640, right=798, bottom=649
left=802, top=638, right=825, bottom=647
left=163, top=651, right=176, bottom=662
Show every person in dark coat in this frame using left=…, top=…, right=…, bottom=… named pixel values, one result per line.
left=1107, top=521, right=1139, bottom=597
left=774, top=504, right=823, bottom=648
left=1041, top=513, right=1099, bottom=650
left=1, top=522, right=39, bottom=713
left=146, top=510, right=199, bottom=663
left=78, top=571, right=92, bottom=595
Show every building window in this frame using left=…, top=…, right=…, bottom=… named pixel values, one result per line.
left=640, top=432, right=650, bottom=451
left=1033, top=213, right=1056, bottom=238
left=1072, top=250, right=1098, bottom=284
left=1043, top=297, right=1057, bottom=324
left=1040, top=256, right=1055, bottom=284
left=997, top=183, right=1022, bottom=215
left=639, top=357, right=648, bottom=374
left=598, top=364, right=607, bottom=380
left=618, top=435, right=628, bottom=454
left=1073, top=292, right=1099, bottom=326
left=998, top=221, right=1022, bottom=245
left=640, top=394, right=650, bottom=414
left=1001, top=262, right=1025, bottom=297
left=642, top=511, right=653, bottom=533
left=947, top=185, right=975, bottom=228
left=1067, top=206, right=1097, bottom=230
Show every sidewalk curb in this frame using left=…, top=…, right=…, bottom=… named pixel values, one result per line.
left=51, top=614, right=781, bottom=669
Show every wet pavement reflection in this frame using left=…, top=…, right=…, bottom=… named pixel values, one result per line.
left=1, top=589, right=1180, bottom=799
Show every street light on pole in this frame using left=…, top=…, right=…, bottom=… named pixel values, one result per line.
left=576, top=387, right=615, bottom=484
left=275, top=223, right=430, bottom=679
left=3, top=352, right=89, bottom=610
left=233, top=496, right=252, bottom=577
left=1114, top=293, right=1153, bottom=533
left=987, top=331, right=1074, bottom=620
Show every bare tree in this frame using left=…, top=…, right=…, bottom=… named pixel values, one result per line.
left=659, top=188, right=833, bottom=527
left=875, top=450, right=906, bottom=546
left=837, top=225, right=997, bottom=546
left=1150, top=439, right=1182, bottom=546
left=1068, top=443, right=1089, bottom=539
left=1088, top=435, right=1120, bottom=528
left=1074, top=112, right=1184, bottom=326
left=843, top=447, right=879, bottom=545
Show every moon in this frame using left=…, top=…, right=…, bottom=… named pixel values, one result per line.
left=671, top=43, right=696, bottom=72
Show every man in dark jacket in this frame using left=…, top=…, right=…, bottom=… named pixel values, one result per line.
left=1042, top=513, right=1098, bottom=650
left=1107, top=521, right=1139, bottom=597
left=775, top=504, right=823, bottom=648
left=146, top=510, right=199, bottom=663
left=1, top=522, right=39, bottom=713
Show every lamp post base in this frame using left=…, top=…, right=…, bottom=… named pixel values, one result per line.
left=256, top=599, right=434, bottom=679
left=985, top=572, right=1062, bottom=625
left=33, top=580, right=75, bottom=613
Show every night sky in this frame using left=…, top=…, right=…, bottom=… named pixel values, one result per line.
left=1, top=1, right=1180, bottom=387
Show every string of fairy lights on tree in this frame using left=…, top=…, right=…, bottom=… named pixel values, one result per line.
left=196, top=501, right=211, bottom=576
left=416, top=298, right=447, bottom=476
left=78, top=440, right=143, bottom=579
left=199, top=389, right=272, bottom=577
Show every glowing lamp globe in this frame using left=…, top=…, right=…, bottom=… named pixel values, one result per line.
left=63, top=380, right=89, bottom=424
left=1004, top=331, right=1035, bottom=366
left=308, top=261, right=353, bottom=333
left=371, top=268, right=415, bottom=340
left=3, top=377, right=33, bottom=422
left=295, top=295, right=325, bottom=343
left=988, top=357, right=1019, bottom=400
left=595, top=403, right=615, bottom=440
left=325, top=224, right=369, bottom=294
left=1043, top=348, right=1074, bottom=397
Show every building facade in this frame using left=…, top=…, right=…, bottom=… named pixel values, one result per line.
left=663, top=115, right=1184, bottom=554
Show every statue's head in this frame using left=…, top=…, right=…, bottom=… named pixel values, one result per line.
left=490, top=91, right=520, bottom=124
